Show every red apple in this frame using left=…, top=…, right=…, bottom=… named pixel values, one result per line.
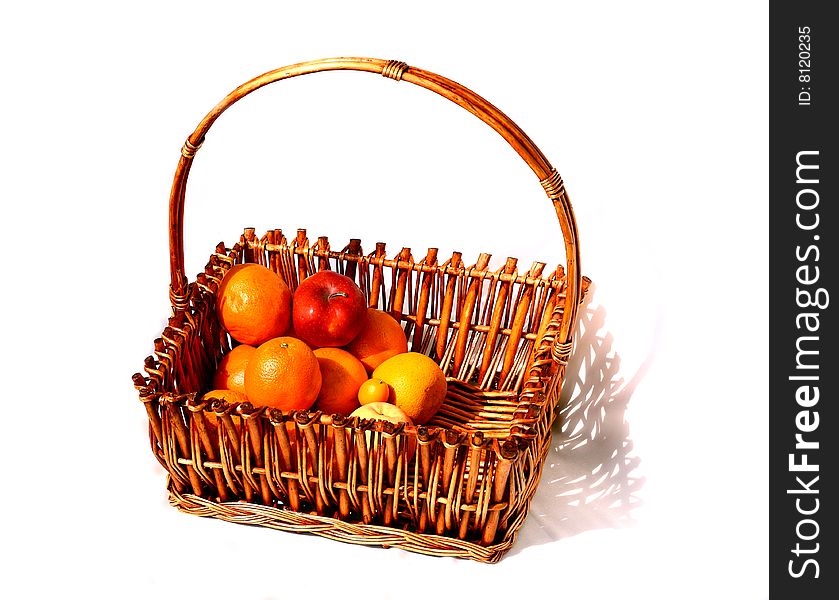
left=292, top=270, right=367, bottom=347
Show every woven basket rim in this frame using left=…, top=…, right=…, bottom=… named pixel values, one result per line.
left=154, top=387, right=530, bottom=454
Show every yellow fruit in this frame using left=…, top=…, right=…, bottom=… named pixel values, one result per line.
left=349, top=402, right=417, bottom=459
left=349, top=402, right=413, bottom=427
left=371, top=352, right=447, bottom=425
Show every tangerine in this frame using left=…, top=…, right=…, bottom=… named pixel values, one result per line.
left=344, top=308, right=408, bottom=374
left=212, top=344, right=256, bottom=394
left=244, top=337, right=321, bottom=411
left=216, top=263, right=292, bottom=345
left=357, top=378, right=391, bottom=405
left=312, top=348, right=367, bottom=416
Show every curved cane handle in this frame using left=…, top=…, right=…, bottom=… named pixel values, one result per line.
left=167, top=57, right=581, bottom=346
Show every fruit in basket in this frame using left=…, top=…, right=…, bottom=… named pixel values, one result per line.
left=350, top=402, right=417, bottom=459
left=212, top=344, right=256, bottom=394
left=292, top=270, right=367, bottom=348
left=357, top=378, right=390, bottom=405
left=372, top=352, right=447, bottom=425
left=312, top=348, right=367, bottom=416
left=344, top=308, right=408, bottom=374
left=350, top=402, right=416, bottom=458
left=216, top=264, right=292, bottom=345
left=349, top=401, right=414, bottom=427
left=244, top=337, right=321, bottom=411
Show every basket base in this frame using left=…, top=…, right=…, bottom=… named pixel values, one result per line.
left=167, top=479, right=514, bottom=563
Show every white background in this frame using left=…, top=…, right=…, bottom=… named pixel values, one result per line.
left=1, top=2, right=767, bottom=598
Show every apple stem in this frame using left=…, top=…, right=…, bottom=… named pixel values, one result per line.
left=328, top=292, right=350, bottom=300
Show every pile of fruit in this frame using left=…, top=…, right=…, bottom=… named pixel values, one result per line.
left=207, top=263, right=447, bottom=427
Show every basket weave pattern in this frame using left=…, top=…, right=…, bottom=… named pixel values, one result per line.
left=133, top=58, right=586, bottom=563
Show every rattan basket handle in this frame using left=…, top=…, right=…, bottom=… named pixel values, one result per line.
left=168, top=57, right=581, bottom=348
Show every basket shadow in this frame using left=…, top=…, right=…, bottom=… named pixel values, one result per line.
left=507, top=283, right=652, bottom=555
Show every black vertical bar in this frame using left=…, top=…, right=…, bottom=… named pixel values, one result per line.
left=770, top=3, right=836, bottom=598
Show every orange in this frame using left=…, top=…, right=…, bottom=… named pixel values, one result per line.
left=212, top=344, right=256, bottom=394
left=357, top=378, right=390, bottom=405
left=245, top=337, right=322, bottom=411
left=216, top=263, right=292, bottom=346
left=371, top=352, right=447, bottom=425
left=312, top=348, right=367, bottom=416
left=344, top=308, right=408, bottom=374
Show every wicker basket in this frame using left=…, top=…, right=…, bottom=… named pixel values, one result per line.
left=133, top=57, right=589, bottom=563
